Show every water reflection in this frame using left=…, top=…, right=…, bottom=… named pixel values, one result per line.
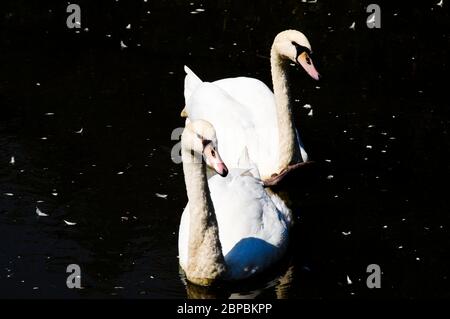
left=182, top=263, right=295, bottom=299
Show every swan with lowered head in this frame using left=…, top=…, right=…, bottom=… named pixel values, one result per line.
left=182, top=30, right=320, bottom=186
left=178, top=119, right=292, bottom=286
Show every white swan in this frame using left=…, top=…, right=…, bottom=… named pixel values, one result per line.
left=178, top=120, right=292, bottom=286
left=182, top=30, right=320, bottom=186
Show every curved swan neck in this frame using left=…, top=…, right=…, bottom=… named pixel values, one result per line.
left=270, top=46, right=300, bottom=171
left=181, top=136, right=226, bottom=286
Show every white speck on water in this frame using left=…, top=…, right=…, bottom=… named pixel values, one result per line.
left=120, top=40, right=127, bottom=49
left=36, top=207, right=48, bottom=217
left=349, top=22, right=355, bottom=30
left=75, top=128, right=83, bottom=134
left=150, top=275, right=155, bottom=279
left=4, top=193, right=14, bottom=196
left=327, top=175, right=334, bottom=180
left=307, top=109, right=313, bottom=117
left=416, top=257, right=420, bottom=261
left=368, top=124, right=375, bottom=128
left=117, top=171, right=124, bottom=175
left=381, top=150, right=387, bottom=153
left=366, top=145, right=372, bottom=149
left=303, top=104, right=312, bottom=109
left=33, top=287, right=39, bottom=290
left=40, top=137, right=48, bottom=140
left=10, top=156, right=15, bottom=165
left=342, top=231, right=351, bottom=236
left=156, top=193, right=168, bottom=199
left=114, top=286, right=124, bottom=289
left=195, top=8, right=205, bottom=12
left=121, top=216, right=128, bottom=221
left=126, top=24, right=131, bottom=29
left=383, top=225, right=388, bottom=229
left=52, top=192, right=58, bottom=196
left=36, top=82, right=40, bottom=86
left=315, top=86, right=320, bottom=89
left=334, top=195, right=339, bottom=198
left=398, top=245, right=403, bottom=249
left=347, top=275, right=352, bottom=284
left=106, top=34, right=111, bottom=38
left=45, top=112, right=55, bottom=116
left=64, top=220, right=77, bottom=226
left=437, top=0, right=444, bottom=7
left=325, top=159, right=331, bottom=163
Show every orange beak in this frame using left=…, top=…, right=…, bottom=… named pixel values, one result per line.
left=297, top=52, right=320, bottom=80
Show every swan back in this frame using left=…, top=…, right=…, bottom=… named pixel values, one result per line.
left=179, top=168, right=292, bottom=280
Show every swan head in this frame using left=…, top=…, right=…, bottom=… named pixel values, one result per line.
left=183, top=120, right=228, bottom=177
left=273, top=29, right=320, bottom=80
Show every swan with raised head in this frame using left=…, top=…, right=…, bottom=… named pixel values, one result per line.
left=178, top=119, right=292, bottom=286
left=182, top=30, right=320, bottom=186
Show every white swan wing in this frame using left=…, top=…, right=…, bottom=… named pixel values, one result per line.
left=209, top=171, right=290, bottom=279
left=216, top=76, right=308, bottom=164
left=184, top=65, right=203, bottom=103
left=185, top=81, right=255, bottom=169
left=213, top=77, right=281, bottom=175
left=178, top=169, right=291, bottom=280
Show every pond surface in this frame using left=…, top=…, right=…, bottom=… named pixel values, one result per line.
left=0, top=0, right=449, bottom=298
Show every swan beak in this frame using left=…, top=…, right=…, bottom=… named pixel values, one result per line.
left=297, top=52, right=320, bottom=80
left=215, top=162, right=228, bottom=177
left=204, top=144, right=228, bottom=177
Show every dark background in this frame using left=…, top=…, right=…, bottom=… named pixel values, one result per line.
left=0, top=0, right=449, bottom=298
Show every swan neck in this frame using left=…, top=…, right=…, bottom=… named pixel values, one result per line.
left=181, top=142, right=226, bottom=286
left=270, top=47, right=299, bottom=171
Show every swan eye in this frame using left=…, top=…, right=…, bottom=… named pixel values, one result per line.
left=211, top=149, right=216, bottom=157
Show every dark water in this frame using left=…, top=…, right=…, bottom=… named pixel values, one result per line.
left=1, top=0, right=449, bottom=298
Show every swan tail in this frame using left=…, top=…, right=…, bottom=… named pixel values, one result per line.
left=184, top=65, right=203, bottom=103
left=180, top=106, right=188, bottom=117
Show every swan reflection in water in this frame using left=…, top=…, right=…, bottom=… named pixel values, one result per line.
left=181, top=262, right=295, bottom=299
